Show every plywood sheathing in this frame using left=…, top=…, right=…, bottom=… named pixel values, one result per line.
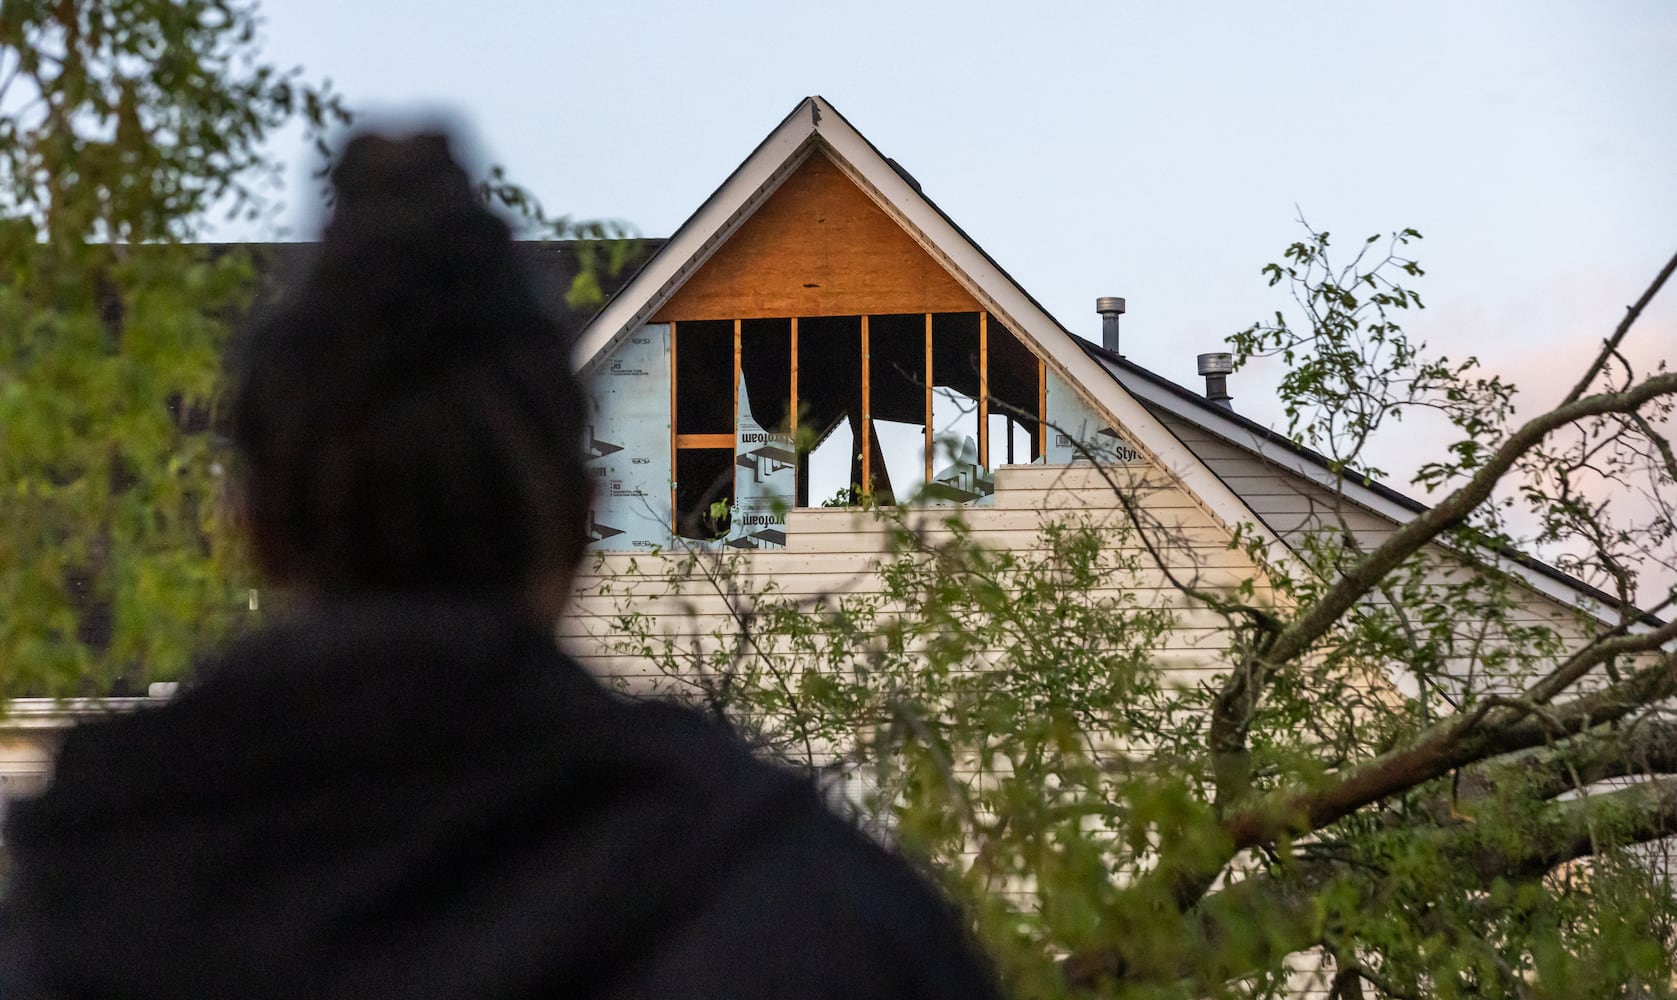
left=651, top=151, right=979, bottom=322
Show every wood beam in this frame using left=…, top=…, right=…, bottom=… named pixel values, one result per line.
left=861, top=314, right=871, bottom=495
left=1037, top=354, right=1047, bottom=460
left=978, top=311, right=989, bottom=469
left=924, top=313, right=934, bottom=486
left=664, top=323, right=670, bottom=533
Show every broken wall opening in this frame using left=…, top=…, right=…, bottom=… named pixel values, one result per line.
left=987, top=317, right=1042, bottom=467
left=868, top=313, right=927, bottom=504
left=669, top=310, right=1049, bottom=524
left=673, top=319, right=735, bottom=539
left=796, top=316, right=862, bottom=507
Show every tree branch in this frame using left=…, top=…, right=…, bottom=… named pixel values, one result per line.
left=1069, top=768, right=1677, bottom=990
left=1209, top=372, right=1677, bottom=829
left=1560, top=249, right=1677, bottom=407
left=1430, top=717, right=1677, bottom=817
left=1265, top=373, right=1676, bottom=679
left=1214, top=647, right=1676, bottom=855
left=1451, top=778, right=1677, bottom=883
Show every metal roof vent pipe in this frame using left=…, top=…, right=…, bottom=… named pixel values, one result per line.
left=1096, top=296, right=1126, bottom=355
left=1198, top=352, right=1235, bottom=409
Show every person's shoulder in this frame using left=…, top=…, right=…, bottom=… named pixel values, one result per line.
left=579, top=700, right=1001, bottom=998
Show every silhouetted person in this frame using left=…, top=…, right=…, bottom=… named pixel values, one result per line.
left=0, top=133, right=1000, bottom=1000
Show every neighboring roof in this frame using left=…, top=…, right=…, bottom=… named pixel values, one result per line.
left=572, top=95, right=1296, bottom=561
left=1078, top=339, right=1664, bottom=629
left=215, top=239, right=663, bottom=345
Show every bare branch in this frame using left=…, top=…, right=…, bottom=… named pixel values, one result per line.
left=1561, top=249, right=1677, bottom=407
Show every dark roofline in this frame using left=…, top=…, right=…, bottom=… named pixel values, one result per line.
left=1079, top=338, right=1426, bottom=515
left=215, top=238, right=667, bottom=345
left=1077, top=338, right=1664, bottom=628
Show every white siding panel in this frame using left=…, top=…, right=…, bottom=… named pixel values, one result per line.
left=569, top=462, right=1259, bottom=687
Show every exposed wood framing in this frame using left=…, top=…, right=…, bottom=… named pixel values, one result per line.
left=671, top=308, right=1055, bottom=518
left=924, top=312, right=934, bottom=485
left=861, top=314, right=871, bottom=494
left=650, top=153, right=978, bottom=323
left=664, top=323, right=670, bottom=533
left=1038, top=357, right=1047, bottom=460
left=979, top=311, right=990, bottom=469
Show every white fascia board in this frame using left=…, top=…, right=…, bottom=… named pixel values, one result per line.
left=573, top=98, right=822, bottom=376
left=2, top=697, right=154, bottom=732
left=807, top=99, right=1294, bottom=563
left=1109, top=362, right=1651, bottom=631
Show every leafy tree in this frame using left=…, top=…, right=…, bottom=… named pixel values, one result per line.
left=597, top=234, right=1677, bottom=998
left=0, top=1, right=633, bottom=697
left=0, top=0, right=353, bottom=696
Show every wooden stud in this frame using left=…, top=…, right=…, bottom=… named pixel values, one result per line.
left=669, top=322, right=679, bottom=533
left=675, top=433, right=735, bottom=449
left=860, top=315, right=871, bottom=495
left=924, top=313, right=934, bottom=486
left=733, top=319, right=742, bottom=442
left=1037, top=357, right=1048, bottom=460
left=978, top=311, right=989, bottom=469
left=790, top=317, right=801, bottom=508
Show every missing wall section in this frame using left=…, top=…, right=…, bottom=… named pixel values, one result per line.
left=796, top=316, right=862, bottom=507
left=986, top=317, right=1042, bottom=466
left=675, top=447, right=734, bottom=540
left=734, top=318, right=795, bottom=549
left=665, top=310, right=1052, bottom=527
left=673, top=319, right=738, bottom=539
left=868, top=313, right=926, bottom=503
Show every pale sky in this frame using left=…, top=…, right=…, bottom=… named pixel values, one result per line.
left=245, top=0, right=1676, bottom=492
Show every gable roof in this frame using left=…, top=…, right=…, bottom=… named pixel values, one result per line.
left=573, top=96, right=1656, bottom=633
left=572, top=96, right=1294, bottom=560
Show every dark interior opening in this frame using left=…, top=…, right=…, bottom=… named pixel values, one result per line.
left=740, top=318, right=792, bottom=431
left=987, top=318, right=1042, bottom=464
left=674, top=319, right=734, bottom=435
left=868, top=313, right=927, bottom=504
left=868, top=314, right=926, bottom=425
left=674, top=448, right=735, bottom=540
left=930, top=312, right=982, bottom=400
left=795, top=316, right=861, bottom=506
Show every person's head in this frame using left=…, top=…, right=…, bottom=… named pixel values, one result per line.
left=230, top=132, right=592, bottom=614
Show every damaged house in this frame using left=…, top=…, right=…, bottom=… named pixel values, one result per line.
left=2, top=97, right=1637, bottom=905
left=553, top=96, right=1619, bottom=686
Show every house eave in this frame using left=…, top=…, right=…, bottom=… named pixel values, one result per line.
left=1084, top=341, right=1666, bottom=632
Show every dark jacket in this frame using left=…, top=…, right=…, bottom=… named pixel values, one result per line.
left=0, top=599, right=1000, bottom=999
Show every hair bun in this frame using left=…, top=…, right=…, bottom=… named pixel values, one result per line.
left=296, top=129, right=541, bottom=372
left=330, top=133, right=476, bottom=216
